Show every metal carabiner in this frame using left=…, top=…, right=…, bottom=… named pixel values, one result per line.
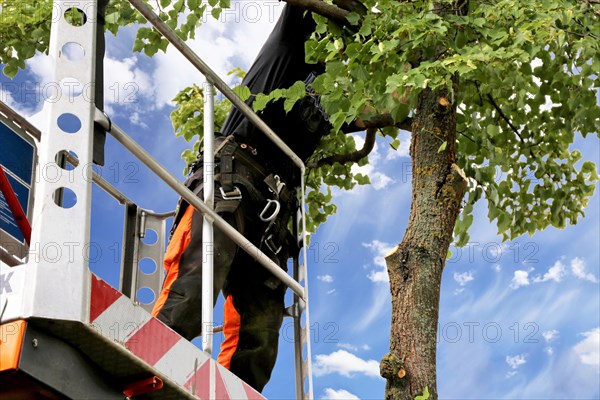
left=259, top=199, right=281, bottom=222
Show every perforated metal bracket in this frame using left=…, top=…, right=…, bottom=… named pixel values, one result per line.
left=120, top=206, right=172, bottom=312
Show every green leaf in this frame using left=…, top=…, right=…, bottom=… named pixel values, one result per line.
left=390, top=102, right=409, bottom=124
left=415, top=386, right=430, bottom=400
left=233, top=85, right=251, bottom=102
left=346, top=12, right=360, bottom=26
left=438, top=141, right=447, bottom=153
left=253, top=93, right=269, bottom=112
left=486, top=124, right=499, bottom=136
left=581, top=161, right=598, bottom=178
left=31, top=28, right=45, bottom=40
left=497, top=212, right=511, bottom=233
left=211, top=7, right=222, bottom=19
left=3, top=64, right=18, bottom=78
left=228, top=67, right=247, bottom=79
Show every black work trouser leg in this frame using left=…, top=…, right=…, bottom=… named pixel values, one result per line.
left=154, top=187, right=287, bottom=392
left=222, top=243, right=287, bottom=392
left=155, top=204, right=239, bottom=340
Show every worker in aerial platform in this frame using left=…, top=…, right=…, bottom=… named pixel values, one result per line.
left=152, top=3, right=364, bottom=392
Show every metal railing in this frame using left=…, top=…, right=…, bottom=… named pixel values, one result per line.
left=123, top=1, right=314, bottom=397
left=0, top=100, right=171, bottom=312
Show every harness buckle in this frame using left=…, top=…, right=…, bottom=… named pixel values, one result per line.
left=265, top=234, right=282, bottom=255
left=219, top=186, right=243, bottom=200
left=260, top=199, right=281, bottom=222
left=273, top=175, right=286, bottom=195
left=265, top=174, right=286, bottom=198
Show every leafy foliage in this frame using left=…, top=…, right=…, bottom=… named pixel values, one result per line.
left=3, top=0, right=598, bottom=242
left=0, top=0, right=230, bottom=77
left=170, top=70, right=248, bottom=174
left=0, top=1, right=53, bottom=77
left=299, top=0, right=599, bottom=242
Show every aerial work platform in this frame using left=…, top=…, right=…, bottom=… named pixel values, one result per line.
left=0, top=276, right=263, bottom=399
left=0, top=1, right=313, bottom=398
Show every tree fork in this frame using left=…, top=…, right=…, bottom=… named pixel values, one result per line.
left=382, top=85, right=467, bottom=399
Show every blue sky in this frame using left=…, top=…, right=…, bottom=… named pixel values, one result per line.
left=1, top=2, right=599, bottom=399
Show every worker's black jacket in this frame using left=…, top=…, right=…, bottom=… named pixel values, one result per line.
left=220, top=5, right=330, bottom=186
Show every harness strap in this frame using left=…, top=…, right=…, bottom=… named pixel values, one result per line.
left=219, top=141, right=238, bottom=196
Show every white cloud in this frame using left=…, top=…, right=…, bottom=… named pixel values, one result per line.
left=574, top=328, right=600, bottom=367
left=571, top=258, right=599, bottom=283
left=354, top=286, right=389, bottom=332
left=337, top=343, right=358, bottom=351
left=371, top=172, right=394, bottom=190
left=488, top=243, right=507, bottom=260
left=151, top=2, right=284, bottom=109
left=510, top=270, right=530, bottom=289
left=492, top=264, right=502, bottom=272
left=367, top=269, right=388, bottom=283
left=506, top=354, right=527, bottom=369
left=0, top=88, right=35, bottom=117
left=363, top=240, right=394, bottom=283
left=510, top=258, right=596, bottom=290
left=129, top=111, right=148, bottom=128
left=327, top=289, right=336, bottom=295
left=337, top=343, right=370, bottom=352
left=453, top=288, right=465, bottom=295
left=454, top=271, right=474, bottom=286
left=0, top=88, right=16, bottom=108
left=505, top=370, right=517, bottom=378
left=0, top=85, right=47, bottom=132
left=544, top=346, right=554, bottom=355
left=28, top=52, right=54, bottom=86
left=104, top=55, right=153, bottom=107
left=533, top=260, right=566, bottom=283
left=321, top=388, right=360, bottom=400
left=542, top=329, right=559, bottom=343
left=318, top=274, right=334, bottom=283
left=313, top=350, right=381, bottom=378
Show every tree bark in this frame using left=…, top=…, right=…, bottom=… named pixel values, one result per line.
left=380, top=86, right=467, bottom=399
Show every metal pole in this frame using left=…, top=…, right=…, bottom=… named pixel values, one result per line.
left=300, top=174, right=314, bottom=399
left=202, top=82, right=215, bottom=354
left=92, top=172, right=131, bottom=205
left=127, top=0, right=305, bottom=171
left=96, top=111, right=306, bottom=299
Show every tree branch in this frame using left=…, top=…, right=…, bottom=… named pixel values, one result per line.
left=308, top=127, right=377, bottom=168
left=283, top=0, right=351, bottom=24
left=486, top=93, right=524, bottom=142
left=332, top=0, right=368, bottom=15
left=344, top=114, right=413, bottom=132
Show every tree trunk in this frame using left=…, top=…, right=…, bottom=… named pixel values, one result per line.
left=380, top=86, right=468, bottom=399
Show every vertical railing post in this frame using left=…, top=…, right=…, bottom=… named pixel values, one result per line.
left=299, top=174, right=314, bottom=399
left=201, top=81, right=215, bottom=354
left=24, top=0, right=97, bottom=321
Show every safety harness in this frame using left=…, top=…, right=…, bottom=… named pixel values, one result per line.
left=170, top=134, right=299, bottom=263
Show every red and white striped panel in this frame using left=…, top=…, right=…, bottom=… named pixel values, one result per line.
left=89, top=275, right=265, bottom=400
